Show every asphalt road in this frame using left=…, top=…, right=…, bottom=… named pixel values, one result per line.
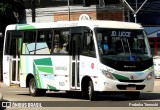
left=0, top=79, right=160, bottom=110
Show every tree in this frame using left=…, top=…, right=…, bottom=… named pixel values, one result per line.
left=0, top=0, right=26, bottom=51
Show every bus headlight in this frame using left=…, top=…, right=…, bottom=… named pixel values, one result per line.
left=101, top=70, right=116, bottom=80
left=146, top=72, right=154, bottom=80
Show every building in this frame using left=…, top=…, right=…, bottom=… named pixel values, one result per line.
left=144, top=27, right=160, bottom=56
left=0, top=0, right=123, bottom=81
left=24, top=0, right=123, bottom=22
left=24, top=0, right=160, bottom=56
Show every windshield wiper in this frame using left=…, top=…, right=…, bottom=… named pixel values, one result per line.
left=120, top=38, right=125, bottom=54
left=126, top=39, right=132, bottom=57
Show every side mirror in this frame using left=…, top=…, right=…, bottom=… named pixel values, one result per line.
left=0, top=33, right=3, bottom=37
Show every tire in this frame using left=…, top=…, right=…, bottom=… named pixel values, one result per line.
left=82, top=87, right=88, bottom=100
left=88, top=81, right=97, bottom=101
left=29, top=78, right=46, bottom=96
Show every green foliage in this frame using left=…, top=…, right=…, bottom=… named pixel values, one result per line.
left=0, top=0, right=26, bottom=51
left=0, top=3, right=10, bottom=15
left=0, top=0, right=25, bottom=20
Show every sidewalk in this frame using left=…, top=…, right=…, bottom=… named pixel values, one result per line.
left=0, top=82, right=20, bottom=88
left=0, top=92, right=2, bottom=101
left=0, top=81, right=4, bottom=101
left=0, top=81, right=8, bottom=88
left=154, top=79, right=160, bottom=87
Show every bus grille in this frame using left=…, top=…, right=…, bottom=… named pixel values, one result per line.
left=117, top=85, right=145, bottom=90
left=117, top=79, right=144, bottom=83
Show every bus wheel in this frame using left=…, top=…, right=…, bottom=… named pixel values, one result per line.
left=130, top=92, right=140, bottom=100
left=29, top=78, right=41, bottom=96
left=88, top=81, right=96, bottom=101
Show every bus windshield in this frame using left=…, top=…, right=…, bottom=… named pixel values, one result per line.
left=95, top=28, right=152, bottom=71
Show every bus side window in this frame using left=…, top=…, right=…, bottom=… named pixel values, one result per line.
left=35, top=30, right=52, bottom=54
left=23, top=31, right=36, bottom=54
left=52, top=29, right=69, bottom=54
left=4, top=32, right=11, bottom=55
left=82, top=32, right=96, bottom=57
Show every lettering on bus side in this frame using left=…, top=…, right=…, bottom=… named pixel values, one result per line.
left=59, top=82, right=65, bottom=86
left=111, top=31, right=131, bottom=37
left=57, top=23, right=78, bottom=27
left=55, top=66, right=67, bottom=71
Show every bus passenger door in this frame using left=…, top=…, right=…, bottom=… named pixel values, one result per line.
left=71, top=34, right=81, bottom=90
left=4, top=35, right=22, bottom=86
left=10, top=37, right=21, bottom=84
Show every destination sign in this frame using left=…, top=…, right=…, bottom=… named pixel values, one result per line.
left=111, top=31, right=131, bottom=37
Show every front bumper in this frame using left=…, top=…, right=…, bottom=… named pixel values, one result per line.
left=97, top=78, right=154, bottom=92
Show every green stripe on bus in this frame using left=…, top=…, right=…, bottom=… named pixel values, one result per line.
left=144, top=65, right=154, bottom=73
left=34, top=58, right=52, bottom=66
left=37, top=67, right=53, bottom=73
left=112, top=73, right=130, bottom=80
left=33, top=63, right=36, bottom=74
left=35, top=73, right=42, bottom=88
left=48, top=84, right=56, bottom=90
left=16, top=24, right=35, bottom=30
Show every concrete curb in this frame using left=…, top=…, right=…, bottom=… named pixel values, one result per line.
left=0, top=82, right=20, bottom=88
left=0, top=92, right=3, bottom=101
left=0, top=82, right=8, bottom=88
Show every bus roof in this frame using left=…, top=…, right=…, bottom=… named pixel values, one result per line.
left=5, top=20, right=143, bottom=31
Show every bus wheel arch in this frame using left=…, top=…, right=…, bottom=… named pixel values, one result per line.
left=26, top=73, right=34, bottom=88
left=81, top=76, right=97, bottom=101
left=26, top=74, right=46, bottom=96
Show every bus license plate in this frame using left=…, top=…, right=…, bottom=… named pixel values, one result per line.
left=126, top=87, right=136, bottom=91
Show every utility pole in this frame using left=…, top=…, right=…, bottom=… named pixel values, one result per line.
left=31, top=0, right=36, bottom=22
left=68, top=0, right=70, bottom=21
left=135, top=0, right=137, bottom=23
left=120, top=0, right=148, bottom=23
